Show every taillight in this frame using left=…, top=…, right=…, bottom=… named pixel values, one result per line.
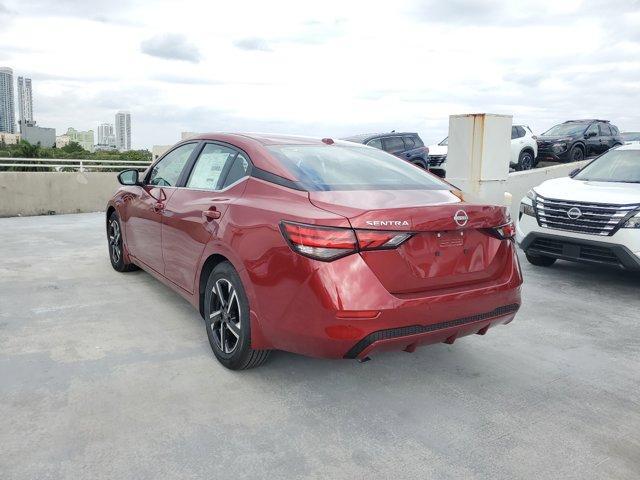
left=280, top=221, right=413, bottom=261
left=281, top=222, right=357, bottom=261
left=482, top=222, right=515, bottom=240
left=356, top=230, right=412, bottom=250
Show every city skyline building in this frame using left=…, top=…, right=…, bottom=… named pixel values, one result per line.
left=115, top=110, right=131, bottom=151
left=17, top=76, right=34, bottom=130
left=66, top=127, right=95, bottom=152
left=97, top=122, right=116, bottom=148
left=0, top=67, right=16, bottom=134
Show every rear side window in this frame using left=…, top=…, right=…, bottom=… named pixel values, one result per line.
left=412, top=135, right=424, bottom=147
left=599, top=124, right=612, bottom=136
left=585, top=123, right=599, bottom=137
left=511, top=126, right=525, bottom=139
left=366, top=138, right=383, bottom=150
left=267, top=144, right=449, bottom=191
left=383, top=136, right=405, bottom=153
left=148, top=143, right=197, bottom=187
left=187, top=143, right=237, bottom=190
left=403, top=136, right=415, bottom=149
left=221, top=153, right=251, bottom=188
left=610, top=125, right=620, bottom=135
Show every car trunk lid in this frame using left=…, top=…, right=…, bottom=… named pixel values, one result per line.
left=309, top=189, right=511, bottom=294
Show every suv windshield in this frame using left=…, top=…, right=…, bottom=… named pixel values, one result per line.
left=574, top=149, right=640, bottom=183
left=543, top=123, right=588, bottom=137
left=439, top=137, right=448, bottom=146
left=268, top=145, right=449, bottom=191
left=622, top=132, right=640, bottom=142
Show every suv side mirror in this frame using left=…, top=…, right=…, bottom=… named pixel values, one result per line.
left=585, top=131, right=597, bottom=138
left=118, top=169, right=140, bottom=186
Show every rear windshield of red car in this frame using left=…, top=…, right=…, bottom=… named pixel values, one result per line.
left=267, top=144, right=449, bottom=191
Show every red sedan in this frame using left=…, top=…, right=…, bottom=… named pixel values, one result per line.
left=107, top=133, right=522, bottom=370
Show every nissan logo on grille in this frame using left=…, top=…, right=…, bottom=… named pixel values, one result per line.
left=454, top=210, right=469, bottom=227
left=567, top=207, right=582, bottom=220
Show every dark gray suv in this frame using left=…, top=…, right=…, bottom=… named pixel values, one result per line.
left=342, top=132, right=430, bottom=169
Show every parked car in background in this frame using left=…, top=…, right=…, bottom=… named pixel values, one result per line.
left=425, top=124, right=538, bottom=177
left=622, top=132, right=640, bottom=145
left=537, top=119, right=623, bottom=162
left=510, top=125, right=538, bottom=171
left=427, top=136, right=448, bottom=177
left=107, top=133, right=522, bottom=369
left=342, top=132, right=429, bottom=169
left=517, top=143, right=640, bottom=271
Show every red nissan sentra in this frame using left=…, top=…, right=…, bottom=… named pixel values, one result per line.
left=107, top=133, right=522, bottom=370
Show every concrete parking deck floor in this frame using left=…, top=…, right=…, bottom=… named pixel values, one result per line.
left=1, top=213, right=639, bottom=480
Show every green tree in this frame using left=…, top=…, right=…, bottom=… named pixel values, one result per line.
left=120, top=149, right=152, bottom=162
left=16, top=140, right=41, bottom=158
left=61, top=141, right=87, bottom=155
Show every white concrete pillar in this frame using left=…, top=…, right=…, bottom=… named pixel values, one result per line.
left=446, top=113, right=512, bottom=206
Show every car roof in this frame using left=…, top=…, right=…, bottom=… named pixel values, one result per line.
left=563, top=119, right=609, bottom=123
left=193, top=132, right=357, bottom=146
left=341, top=132, right=418, bottom=143
left=176, top=132, right=364, bottom=181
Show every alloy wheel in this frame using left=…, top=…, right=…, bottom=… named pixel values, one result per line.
left=573, top=148, right=584, bottom=161
left=521, top=153, right=533, bottom=170
left=108, top=219, right=122, bottom=264
left=209, top=278, right=242, bottom=354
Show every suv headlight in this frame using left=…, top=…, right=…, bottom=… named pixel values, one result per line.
left=520, top=190, right=536, bottom=218
left=623, top=212, right=640, bottom=228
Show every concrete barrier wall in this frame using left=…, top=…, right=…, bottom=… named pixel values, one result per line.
left=504, top=160, right=588, bottom=217
left=0, top=162, right=588, bottom=218
left=0, top=172, right=119, bottom=217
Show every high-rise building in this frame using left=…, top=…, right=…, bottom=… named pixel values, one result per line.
left=17, top=76, right=34, bottom=130
left=0, top=67, right=16, bottom=134
left=115, top=111, right=131, bottom=151
left=97, top=123, right=116, bottom=147
left=66, top=127, right=95, bottom=152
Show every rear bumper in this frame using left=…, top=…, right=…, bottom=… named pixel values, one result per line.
left=344, top=304, right=519, bottom=359
left=256, top=242, right=523, bottom=359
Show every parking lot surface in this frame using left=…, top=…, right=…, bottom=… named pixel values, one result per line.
left=1, top=212, right=639, bottom=480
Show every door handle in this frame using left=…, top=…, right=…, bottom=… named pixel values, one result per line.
left=152, top=202, right=165, bottom=212
left=203, top=207, right=221, bottom=221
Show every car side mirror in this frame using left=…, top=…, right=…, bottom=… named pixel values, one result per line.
left=585, top=131, right=596, bottom=138
left=118, top=169, right=140, bottom=186
left=569, top=168, right=581, bottom=177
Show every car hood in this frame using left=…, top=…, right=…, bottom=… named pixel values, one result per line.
left=537, top=135, right=574, bottom=143
left=534, top=176, right=640, bottom=205
left=427, top=144, right=448, bottom=156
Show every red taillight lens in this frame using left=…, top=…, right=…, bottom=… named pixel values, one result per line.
left=281, top=222, right=413, bottom=261
left=281, top=222, right=357, bottom=261
left=355, top=230, right=413, bottom=250
left=483, top=222, right=515, bottom=240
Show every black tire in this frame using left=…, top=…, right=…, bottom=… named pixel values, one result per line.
left=412, top=159, right=428, bottom=169
left=107, top=211, right=138, bottom=272
left=517, top=150, right=535, bottom=171
left=525, top=252, right=557, bottom=267
left=204, top=261, right=271, bottom=370
left=569, top=145, right=584, bottom=162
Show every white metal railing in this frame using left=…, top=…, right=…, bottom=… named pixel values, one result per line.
left=0, top=157, right=151, bottom=172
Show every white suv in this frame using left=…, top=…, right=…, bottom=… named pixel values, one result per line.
left=517, top=144, right=640, bottom=271
left=427, top=125, right=538, bottom=177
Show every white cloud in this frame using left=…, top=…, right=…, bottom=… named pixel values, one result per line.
left=0, top=0, right=638, bottom=149
left=141, top=33, right=201, bottom=63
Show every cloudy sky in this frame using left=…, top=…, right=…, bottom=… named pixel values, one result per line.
left=1, top=0, right=639, bottom=149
